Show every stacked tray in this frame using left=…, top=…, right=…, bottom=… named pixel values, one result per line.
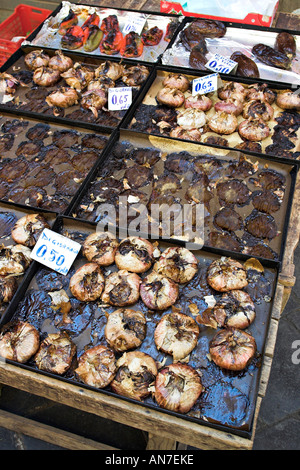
left=122, top=66, right=300, bottom=163
left=0, top=2, right=299, bottom=442
left=0, top=47, right=153, bottom=131
left=0, top=215, right=279, bottom=438
left=68, top=129, right=297, bottom=263
left=0, top=112, right=111, bottom=212
left=24, top=2, right=183, bottom=64
left=162, top=17, right=300, bottom=86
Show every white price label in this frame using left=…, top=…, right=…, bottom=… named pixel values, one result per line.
left=192, top=73, right=221, bottom=96
left=205, top=54, right=238, bottom=74
left=108, top=87, right=132, bottom=111
left=123, top=16, right=146, bottom=35
left=30, top=228, right=81, bottom=276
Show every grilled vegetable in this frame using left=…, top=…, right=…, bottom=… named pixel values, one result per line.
left=188, top=18, right=226, bottom=38
left=164, top=20, right=178, bottom=42
left=100, top=29, right=124, bottom=55
left=120, top=32, right=144, bottom=58
left=82, top=12, right=100, bottom=30
left=84, top=25, right=103, bottom=52
left=58, top=9, right=78, bottom=36
left=100, top=14, right=120, bottom=33
left=189, top=44, right=207, bottom=70
left=252, top=43, right=291, bottom=70
left=230, top=51, right=260, bottom=78
left=61, top=25, right=85, bottom=50
left=274, top=31, right=296, bottom=59
left=142, top=26, right=163, bottom=46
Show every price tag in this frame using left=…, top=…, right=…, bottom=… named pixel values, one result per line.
left=108, top=87, right=132, bottom=111
left=192, top=73, right=221, bottom=96
left=123, top=16, right=146, bottom=35
left=205, top=54, right=238, bottom=75
left=30, top=228, right=81, bottom=276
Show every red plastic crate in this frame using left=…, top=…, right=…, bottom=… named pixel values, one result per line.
left=0, top=4, right=52, bottom=67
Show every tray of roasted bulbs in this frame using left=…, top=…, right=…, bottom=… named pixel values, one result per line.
left=68, top=129, right=297, bottom=263
left=123, top=67, right=300, bottom=163
left=162, top=17, right=300, bottom=86
left=0, top=46, right=152, bottom=130
left=0, top=214, right=280, bottom=438
left=24, top=2, right=182, bottom=64
left=0, top=113, right=110, bottom=213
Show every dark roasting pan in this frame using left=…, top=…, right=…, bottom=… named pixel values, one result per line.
left=0, top=214, right=281, bottom=439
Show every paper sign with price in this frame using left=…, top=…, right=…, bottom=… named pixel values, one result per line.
left=192, top=73, right=221, bottom=96
left=123, top=15, right=146, bottom=35
left=30, top=228, right=81, bottom=275
left=108, top=87, right=132, bottom=111
left=205, top=54, right=238, bottom=75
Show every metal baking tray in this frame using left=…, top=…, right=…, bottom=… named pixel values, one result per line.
left=162, top=17, right=300, bottom=86
left=66, top=129, right=297, bottom=264
left=0, top=45, right=154, bottom=132
left=121, top=65, right=300, bottom=165
left=23, top=1, right=183, bottom=64
left=0, top=112, right=112, bottom=213
left=0, top=200, right=57, bottom=318
left=0, top=214, right=281, bottom=439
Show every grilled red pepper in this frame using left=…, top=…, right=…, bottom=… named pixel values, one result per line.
left=164, top=21, right=178, bottom=42
left=100, top=14, right=120, bottom=33
left=141, top=26, right=163, bottom=46
left=100, top=29, right=124, bottom=55
left=58, top=9, right=78, bottom=36
left=82, top=13, right=101, bottom=45
left=61, top=25, right=85, bottom=50
left=120, top=32, right=144, bottom=58
left=84, top=25, right=103, bottom=52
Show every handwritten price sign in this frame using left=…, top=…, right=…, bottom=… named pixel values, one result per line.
left=192, top=73, right=221, bottom=96
left=205, top=54, right=237, bottom=74
left=108, top=87, right=132, bottom=111
left=30, top=228, right=81, bottom=275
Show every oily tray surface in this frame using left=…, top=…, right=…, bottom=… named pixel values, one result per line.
left=125, top=69, right=300, bottom=163
left=0, top=216, right=278, bottom=436
left=71, top=131, right=295, bottom=262
left=0, top=49, right=151, bottom=129
left=0, top=114, right=110, bottom=213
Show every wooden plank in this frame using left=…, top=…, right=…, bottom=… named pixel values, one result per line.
left=0, top=408, right=118, bottom=450
left=0, top=362, right=253, bottom=450
left=146, top=434, right=177, bottom=450
left=279, top=171, right=300, bottom=284
left=258, top=355, right=273, bottom=398
left=264, top=318, right=279, bottom=358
